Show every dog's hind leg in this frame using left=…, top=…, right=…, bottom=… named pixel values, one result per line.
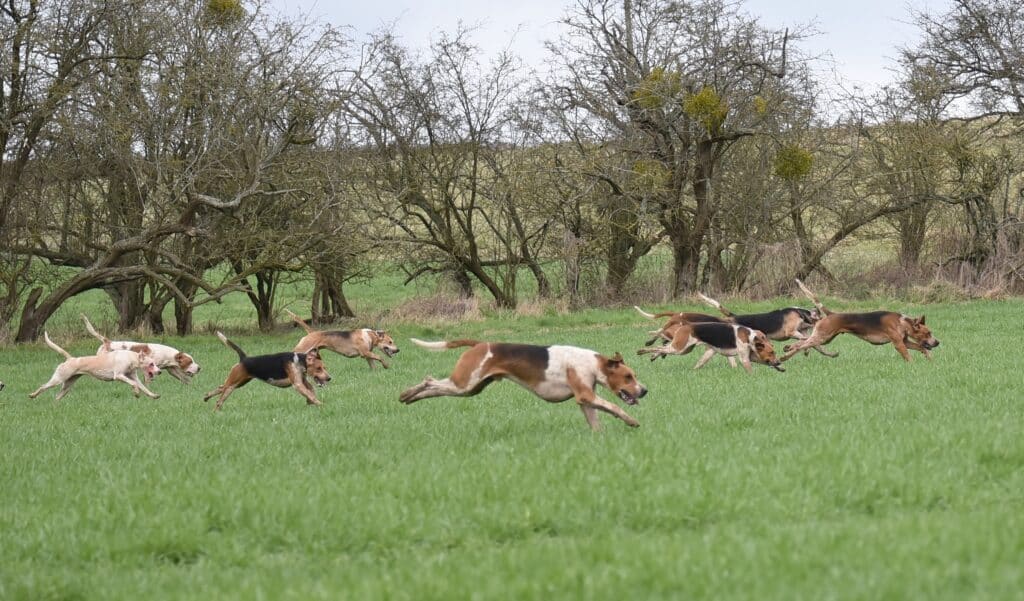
left=399, top=375, right=491, bottom=404
left=54, top=374, right=83, bottom=401
left=28, top=371, right=66, bottom=399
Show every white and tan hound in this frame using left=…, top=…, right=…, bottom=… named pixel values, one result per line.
left=82, top=315, right=201, bottom=383
left=400, top=339, right=648, bottom=431
left=29, top=333, right=161, bottom=401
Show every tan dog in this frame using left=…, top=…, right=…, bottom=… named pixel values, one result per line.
left=29, top=333, right=161, bottom=401
left=285, top=310, right=399, bottom=369
left=637, top=322, right=784, bottom=373
left=400, top=339, right=647, bottom=431
left=781, top=280, right=940, bottom=362
left=203, top=332, right=332, bottom=411
left=82, top=315, right=201, bottom=383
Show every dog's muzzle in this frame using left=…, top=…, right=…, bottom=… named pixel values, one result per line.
left=382, top=348, right=399, bottom=357
left=923, top=340, right=939, bottom=350
left=771, top=362, right=786, bottom=372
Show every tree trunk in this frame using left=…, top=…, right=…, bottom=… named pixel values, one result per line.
left=174, top=283, right=197, bottom=336
left=105, top=280, right=148, bottom=332
left=312, top=271, right=355, bottom=321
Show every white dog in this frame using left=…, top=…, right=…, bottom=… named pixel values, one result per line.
left=29, top=333, right=161, bottom=401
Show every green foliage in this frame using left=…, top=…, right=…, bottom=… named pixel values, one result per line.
left=631, top=159, right=671, bottom=191
left=631, top=67, right=682, bottom=110
left=753, top=95, right=769, bottom=116
left=773, top=144, right=814, bottom=180
left=683, top=86, right=729, bottom=133
left=204, top=0, right=245, bottom=27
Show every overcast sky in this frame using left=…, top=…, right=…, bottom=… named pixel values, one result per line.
left=267, top=0, right=950, bottom=92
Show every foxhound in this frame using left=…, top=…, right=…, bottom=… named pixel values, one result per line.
left=400, top=339, right=648, bottom=431
left=638, top=322, right=785, bottom=373
left=695, top=293, right=836, bottom=358
left=781, top=280, right=940, bottom=362
left=285, top=310, right=399, bottom=370
left=203, top=332, right=332, bottom=411
left=29, top=333, right=161, bottom=401
left=82, top=315, right=201, bottom=383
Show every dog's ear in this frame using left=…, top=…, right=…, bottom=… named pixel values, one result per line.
left=375, top=330, right=386, bottom=338
left=609, top=351, right=624, bottom=364
left=306, top=348, right=320, bottom=358
left=918, top=315, right=926, bottom=325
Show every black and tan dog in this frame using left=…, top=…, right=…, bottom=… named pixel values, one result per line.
left=696, top=292, right=836, bottom=358
left=780, top=280, right=940, bottom=362
left=638, top=322, right=784, bottom=373
left=400, top=339, right=648, bottom=431
left=285, top=310, right=399, bottom=370
left=203, top=332, right=332, bottom=411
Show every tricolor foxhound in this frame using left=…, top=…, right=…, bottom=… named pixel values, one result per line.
left=400, top=339, right=648, bottom=431
left=637, top=322, right=784, bottom=373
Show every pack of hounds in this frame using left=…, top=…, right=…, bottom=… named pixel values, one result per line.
left=12, top=280, right=940, bottom=431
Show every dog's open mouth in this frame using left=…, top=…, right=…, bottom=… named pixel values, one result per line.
left=618, top=390, right=639, bottom=406
left=771, top=362, right=786, bottom=372
left=921, top=340, right=938, bottom=350
left=314, top=377, right=329, bottom=387
left=382, top=348, right=398, bottom=358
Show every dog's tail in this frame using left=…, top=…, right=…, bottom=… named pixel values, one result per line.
left=284, top=309, right=316, bottom=334
left=795, top=279, right=831, bottom=315
left=216, top=331, right=247, bottom=359
left=409, top=338, right=480, bottom=351
left=633, top=306, right=657, bottom=319
left=696, top=292, right=735, bottom=318
left=43, top=332, right=73, bottom=360
left=81, top=314, right=111, bottom=348
left=634, top=306, right=684, bottom=320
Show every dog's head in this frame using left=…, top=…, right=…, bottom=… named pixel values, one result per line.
left=371, top=330, right=400, bottom=358
left=175, top=352, right=201, bottom=376
left=136, top=348, right=161, bottom=382
left=600, top=351, right=648, bottom=405
left=304, top=349, right=332, bottom=387
left=746, top=329, right=784, bottom=372
left=905, top=315, right=939, bottom=350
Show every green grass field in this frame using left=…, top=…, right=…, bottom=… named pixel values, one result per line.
left=2, top=297, right=1023, bottom=600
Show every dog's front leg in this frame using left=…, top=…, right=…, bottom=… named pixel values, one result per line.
left=288, top=368, right=321, bottom=406
left=167, top=366, right=190, bottom=384
left=578, top=403, right=602, bottom=431
left=116, top=374, right=160, bottom=399
left=567, top=368, right=638, bottom=430
left=905, top=340, right=933, bottom=359
left=692, top=348, right=718, bottom=370
left=363, top=351, right=389, bottom=370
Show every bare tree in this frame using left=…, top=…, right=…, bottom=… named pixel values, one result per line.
left=343, top=29, right=547, bottom=308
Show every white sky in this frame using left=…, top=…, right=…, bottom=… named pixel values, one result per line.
left=268, top=0, right=951, bottom=92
